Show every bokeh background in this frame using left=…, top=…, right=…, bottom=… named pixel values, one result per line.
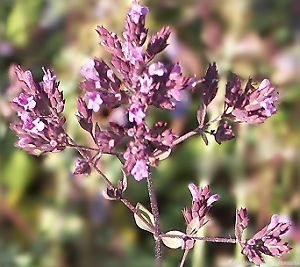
left=0, top=0, right=300, bottom=266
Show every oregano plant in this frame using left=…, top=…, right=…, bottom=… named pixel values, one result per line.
left=9, top=1, right=292, bottom=266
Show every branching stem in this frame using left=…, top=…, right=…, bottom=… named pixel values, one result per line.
left=66, top=135, right=155, bottom=234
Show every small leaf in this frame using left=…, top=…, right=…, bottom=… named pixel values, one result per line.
left=134, top=203, right=155, bottom=233
left=162, top=231, right=185, bottom=249
left=201, top=132, right=208, bottom=146
left=197, top=102, right=207, bottom=128
left=225, top=73, right=242, bottom=106
left=201, top=63, right=219, bottom=106
left=121, top=170, right=128, bottom=192
left=155, top=148, right=171, bottom=161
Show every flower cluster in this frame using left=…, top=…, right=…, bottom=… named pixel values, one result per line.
left=182, top=184, right=219, bottom=249
left=10, top=66, right=67, bottom=155
left=235, top=208, right=292, bottom=265
left=183, top=184, right=220, bottom=227
left=225, top=77, right=279, bottom=124
left=10, top=1, right=280, bottom=179
left=8, top=1, right=292, bottom=266
left=78, top=1, right=196, bottom=180
left=196, top=63, right=279, bottom=144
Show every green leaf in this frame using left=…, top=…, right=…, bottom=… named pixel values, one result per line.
left=162, top=231, right=184, bottom=249
left=133, top=203, right=154, bottom=233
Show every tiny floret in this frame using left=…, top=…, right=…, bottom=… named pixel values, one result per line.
left=128, top=1, right=149, bottom=24
left=131, top=159, right=149, bottom=181
left=86, top=92, right=103, bottom=112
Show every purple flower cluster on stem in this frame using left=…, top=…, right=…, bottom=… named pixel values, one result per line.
left=78, top=1, right=196, bottom=181
left=183, top=184, right=220, bottom=229
left=225, top=77, right=279, bottom=124
left=235, top=208, right=292, bottom=265
left=11, top=66, right=67, bottom=155
left=182, top=184, right=220, bottom=249
left=195, top=63, right=279, bottom=144
left=9, top=1, right=292, bottom=267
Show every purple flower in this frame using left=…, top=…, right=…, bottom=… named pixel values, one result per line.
left=146, top=121, right=176, bottom=148
left=149, top=62, right=166, bottom=76
left=123, top=141, right=149, bottom=181
left=14, top=65, right=38, bottom=94
left=225, top=73, right=242, bottom=107
left=10, top=66, right=67, bottom=155
left=13, top=93, right=36, bottom=111
left=183, top=184, right=220, bottom=228
left=248, top=79, right=278, bottom=117
left=73, top=2, right=194, bottom=182
left=122, top=42, right=144, bottom=65
left=181, top=184, right=219, bottom=249
left=94, top=2, right=195, bottom=105
left=227, top=78, right=278, bottom=124
left=139, top=73, right=153, bottom=94
left=122, top=122, right=176, bottom=181
left=128, top=1, right=149, bottom=24
left=80, top=59, right=99, bottom=80
left=76, top=97, right=93, bottom=133
left=146, top=26, right=171, bottom=60
left=128, top=102, right=146, bottom=124
left=80, top=59, right=123, bottom=111
left=94, top=122, right=126, bottom=153
left=42, top=68, right=57, bottom=93
left=124, top=1, right=149, bottom=47
left=235, top=208, right=292, bottom=266
left=130, top=159, right=149, bottom=181
left=22, top=115, right=46, bottom=133
left=86, top=91, right=103, bottom=112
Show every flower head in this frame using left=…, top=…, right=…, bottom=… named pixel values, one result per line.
left=76, top=2, right=195, bottom=182
left=10, top=66, right=67, bottom=155
left=183, top=184, right=220, bottom=228
left=227, top=78, right=278, bottom=124
left=235, top=208, right=292, bottom=266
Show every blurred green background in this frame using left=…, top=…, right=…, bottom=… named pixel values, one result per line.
left=0, top=0, right=299, bottom=266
